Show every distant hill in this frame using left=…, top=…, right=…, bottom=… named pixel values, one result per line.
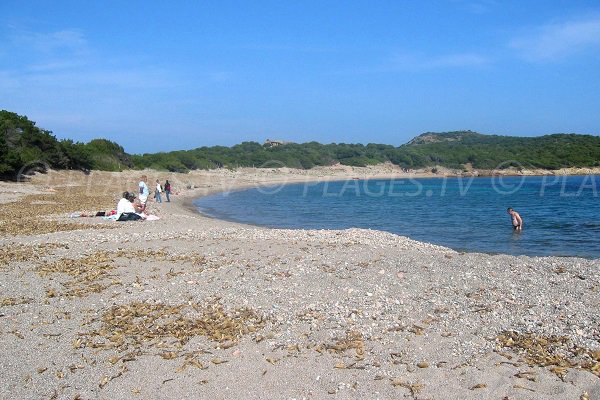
left=406, top=130, right=482, bottom=145
left=400, top=131, right=600, bottom=170
left=133, top=130, right=600, bottom=172
left=1, top=110, right=599, bottom=179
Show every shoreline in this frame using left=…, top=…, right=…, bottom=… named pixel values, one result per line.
left=183, top=173, right=599, bottom=260
left=0, top=169, right=598, bottom=399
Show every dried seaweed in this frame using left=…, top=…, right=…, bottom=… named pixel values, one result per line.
left=34, top=248, right=213, bottom=298
left=390, top=379, right=424, bottom=397
left=0, top=297, right=32, bottom=307
left=176, top=352, right=207, bottom=373
left=318, top=331, right=365, bottom=361
left=497, top=331, right=600, bottom=378
left=0, top=187, right=117, bottom=236
left=469, top=383, right=487, bottom=390
left=36, top=252, right=118, bottom=298
left=78, top=301, right=266, bottom=355
left=0, top=242, right=68, bottom=270
left=113, top=249, right=207, bottom=267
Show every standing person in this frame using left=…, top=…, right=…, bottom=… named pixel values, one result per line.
left=155, top=179, right=163, bottom=203
left=507, top=207, right=523, bottom=230
left=164, top=180, right=171, bottom=202
left=138, top=175, right=149, bottom=211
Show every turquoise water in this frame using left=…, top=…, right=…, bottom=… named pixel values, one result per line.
left=194, top=176, right=600, bottom=258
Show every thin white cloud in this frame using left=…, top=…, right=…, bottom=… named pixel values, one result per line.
left=207, top=71, right=231, bottom=82
left=456, top=0, right=499, bottom=15
left=11, top=28, right=89, bottom=55
left=510, top=16, right=600, bottom=61
left=390, top=51, right=490, bottom=70
left=425, top=53, right=489, bottom=68
left=0, top=27, right=92, bottom=75
left=242, top=43, right=342, bottom=53
left=0, top=26, right=182, bottom=94
left=27, top=60, right=88, bottom=72
left=337, top=51, right=490, bottom=76
left=15, top=30, right=87, bottom=53
left=0, top=67, right=178, bottom=94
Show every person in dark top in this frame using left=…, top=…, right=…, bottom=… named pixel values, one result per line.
left=164, top=180, right=172, bottom=202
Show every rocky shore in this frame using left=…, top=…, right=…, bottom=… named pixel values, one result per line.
left=0, top=168, right=598, bottom=399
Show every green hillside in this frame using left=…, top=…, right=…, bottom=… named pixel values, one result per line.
left=398, top=131, right=600, bottom=170
left=0, top=110, right=132, bottom=179
left=133, top=131, right=600, bottom=172
left=1, top=110, right=599, bottom=179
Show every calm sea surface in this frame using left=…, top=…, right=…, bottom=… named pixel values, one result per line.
left=194, top=176, right=600, bottom=258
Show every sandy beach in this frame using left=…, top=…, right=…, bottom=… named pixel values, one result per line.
left=0, top=166, right=598, bottom=400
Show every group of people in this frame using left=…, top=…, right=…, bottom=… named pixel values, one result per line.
left=115, top=175, right=173, bottom=221
left=116, top=191, right=144, bottom=220
left=137, top=176, right=172, bottom=205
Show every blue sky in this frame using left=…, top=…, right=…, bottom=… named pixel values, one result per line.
left=1, top=1, right=600, bottom=154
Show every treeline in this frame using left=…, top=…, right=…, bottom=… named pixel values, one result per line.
left=0, top=110, right=132, bottom=179
left=132, top=131, right=600, bottom=172
left=398, top=131, right=600, bottom=170
left=2, top=110, right=600, bottom=179
left=130, top=141, right=400, bottom=172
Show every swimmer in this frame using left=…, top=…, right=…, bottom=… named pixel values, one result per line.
left=507, top=207, right=523, bottom=230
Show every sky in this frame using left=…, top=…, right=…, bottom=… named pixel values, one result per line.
left=1, top=1, right=600, bottom=154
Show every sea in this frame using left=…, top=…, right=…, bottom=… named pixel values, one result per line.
left=194, top=175, right=600, bottom=258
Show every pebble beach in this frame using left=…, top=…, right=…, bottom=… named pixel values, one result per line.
left=0, top=167, right=598, bottom=399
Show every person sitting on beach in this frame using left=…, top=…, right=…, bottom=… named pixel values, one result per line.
left=507, top=207, right=523, bottom=230
left=117, top=191, right=145, bottom=221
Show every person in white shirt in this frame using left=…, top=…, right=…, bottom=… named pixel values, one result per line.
left=155, top=179, right=163, bottom=203
left=116, top=192, right=144, bottom=221
left=138, top=175, right=149, bottom=211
